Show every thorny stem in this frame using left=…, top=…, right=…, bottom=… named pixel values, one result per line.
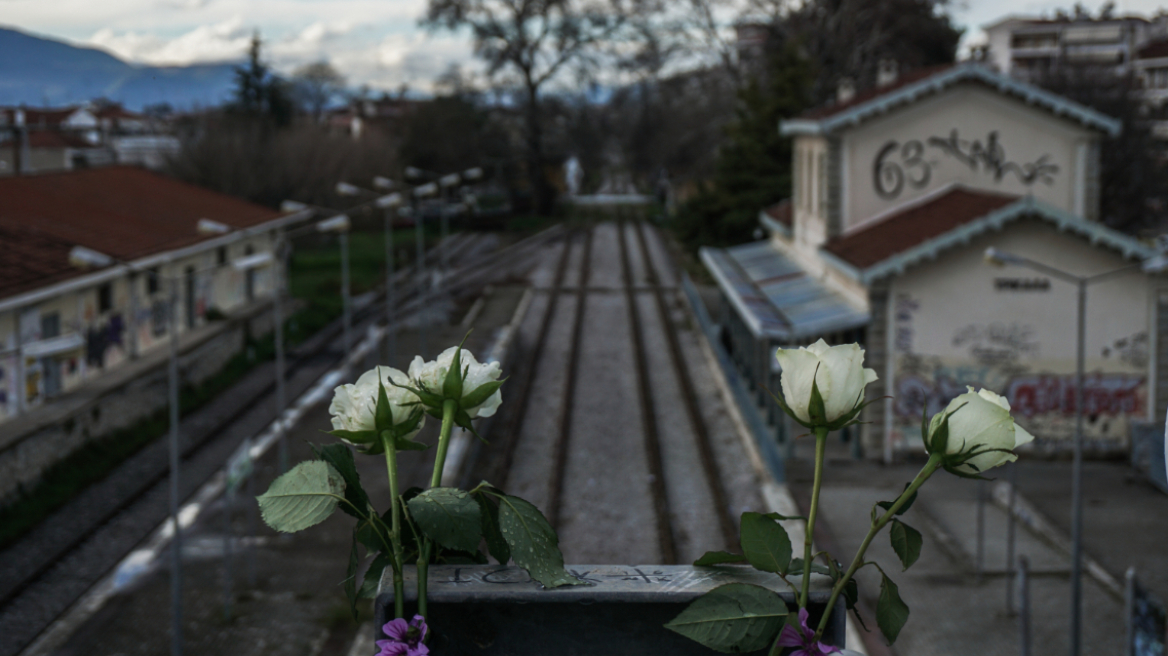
left=812, top=454, right=943, bottom=641
left=799, top=427, right=829, bottom=609
left=382, top=432, right=406, bottom=619
left=417, top=399, right=458, bottom=620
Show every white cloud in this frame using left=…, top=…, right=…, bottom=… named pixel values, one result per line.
left=89, top=16, right=253, bottom=64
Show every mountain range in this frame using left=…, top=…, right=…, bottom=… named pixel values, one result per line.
left=0, top=26, right=239, bottom=110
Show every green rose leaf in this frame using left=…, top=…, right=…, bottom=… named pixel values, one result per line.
left=475, top=493, right=511, bottom=565
left=693, top=551, right=747, bottom=566
left=740, top=511, right=793, bottom=575
left=664, top=583, right=788, bottom=653
left=358, top=552, right=391, bottom=599
left=257, top=460, right=346, bottom=533
left=889, top=519, right=923, bottom=571
left=314, top=443, right=371, bottom=520
left=876, top=482, right=919, bottom=516
left=344, top=527, right=360, bottom=619
left=495, top=494, right=583, bottom=588
left=406, top=487, right=482, bottom=554
left=877, top=573, right=910, bottom=644
left=788, top=558, right=832, bottom=577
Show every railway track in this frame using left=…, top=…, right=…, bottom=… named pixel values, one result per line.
left=0, top=226, right=563, bottom=656
left=495, top=220, right=739, bottom=566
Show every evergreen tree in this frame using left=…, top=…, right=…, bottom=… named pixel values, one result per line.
left=230, top=33, right=294, bottom=128
left=674, top=44, right=813, bottom=250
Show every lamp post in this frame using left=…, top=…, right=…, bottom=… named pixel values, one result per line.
left=984, top=246, right=1161, bottom=656
left=281, top=200, right=354, bottom=360
left=69, top=242, right=275, bottom=656
left=335, top=180, right=404, bottom=364
left=412, top=181, right=439, bottom=359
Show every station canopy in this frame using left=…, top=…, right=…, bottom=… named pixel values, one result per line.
left=701, top=241, right=869, bottom=341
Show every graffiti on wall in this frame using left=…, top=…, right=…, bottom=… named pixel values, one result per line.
left=873, top=129, right=1060, bottom=200
left=951, top=322, right=1039, bottom=368
left=895, top=369, right=1145, bottom=422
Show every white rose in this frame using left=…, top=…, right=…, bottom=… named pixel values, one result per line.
left=774, top=339, right=878, bottom=426
left=328, top=365, right=423, bottom=441
left=408, top=346, right=503, bottom=418
left=932, top=387, right=1034, bottom=473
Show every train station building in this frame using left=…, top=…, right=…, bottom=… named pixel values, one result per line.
left=0, top=166, right=308, bottom=425
left=702, top=63, right=1167, bottom=460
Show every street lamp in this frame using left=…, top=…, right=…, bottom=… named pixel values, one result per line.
left=983, top=246, right=1164, bottom=656
left=336, top=180, right=404, bottom=364
left=316, top=214, right=353, bottom=357
left=68, top=243, right=275, bottom=656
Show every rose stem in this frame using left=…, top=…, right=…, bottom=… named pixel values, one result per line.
left=417, top=398, right=458, bottom=619
left=382, top=432, right=406, bottom=619
left=812, top=453, right=943, bottom=640
left=800, top=426, right=830, bottom=608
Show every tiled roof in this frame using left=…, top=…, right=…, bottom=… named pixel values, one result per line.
left=0, top=166, right=284, bottom=300
left=0, top=219, right=82, bottom=300
left=801, top=65, right=955, bottom=120
left=26, top=131, right=95, bottom=149
left=823, top=187, right=1018, bottom=269
left=763, top=200, right=792, bottom=226
left=783, top=64, right=1122, bottom=137
left=1138, top=40, right=1168, bottom=60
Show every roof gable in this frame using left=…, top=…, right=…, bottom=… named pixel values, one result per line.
left=781, top=64, right=1122, bottom=138
left=819, top=188, right=1153, bottom=283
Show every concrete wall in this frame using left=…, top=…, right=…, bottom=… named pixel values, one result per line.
left=0, top=303, right=274, bottom=506
left=840, top=83, right=1097, bottom=228
left=0, top=233, right=277, bottom=422
left=882, top=217, right=1164, bottom=454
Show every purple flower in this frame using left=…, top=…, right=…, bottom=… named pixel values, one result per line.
left=777, top=608, right=841, bottom=656
left=376, top=614, right=429, bottom=656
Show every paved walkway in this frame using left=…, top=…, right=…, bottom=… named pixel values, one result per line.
left=787, top=455, right=1168, bottom=655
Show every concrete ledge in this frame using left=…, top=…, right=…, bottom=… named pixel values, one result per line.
left=375, top=564, right=845, bottom=655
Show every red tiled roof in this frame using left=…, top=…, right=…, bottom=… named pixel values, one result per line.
left=26, top=130, right=95, bottom=149
left=764, top=200, right=792, bottom=226
left=823, top=188, right=1019, bottom=269
left=801, top=65, right=955, bottom=120
left=1139, top=40, right=1168, bottom=60
left=0, top=166, right=283, bottom=299
left=0, top=219, right=83, bottom=300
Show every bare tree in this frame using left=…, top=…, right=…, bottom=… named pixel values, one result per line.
left=423, top=0, right=635, bottom=214
left=292, top=61, right=347, bottom=122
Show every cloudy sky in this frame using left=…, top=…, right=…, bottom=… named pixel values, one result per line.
left=1, top=0, right=1165, bottom=92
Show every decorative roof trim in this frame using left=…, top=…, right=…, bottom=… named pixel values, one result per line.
left=781, top=64, right=1122, bottom=138
left=827, top=196, right=1156, bottom=284
left=699, top=247, right=768, bottom=338
left=759, top=210, right=791, bottom=238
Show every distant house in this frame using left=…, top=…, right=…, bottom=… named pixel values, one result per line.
left=0, top=166, right=309, bottom=422
left=703, top=64, right=1165, bottom=460
left=0, top=103, right=179, bottom=174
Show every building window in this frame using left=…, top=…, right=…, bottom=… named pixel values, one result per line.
left=98, top=283, right=113, bottom=313
left=217, top=246, right=227, bottom=267
left=152, top=300, right=168, bottom=336
left=147, top=267, right=160, bottom=295
left=41, top=312, right=60, bottom=339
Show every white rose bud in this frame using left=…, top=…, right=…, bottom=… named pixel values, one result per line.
left=329, top=365, right=423, bottom=443
left=408, top=346, right=503, bottom=419
left=930, top=387, right=1034, bottom=474
left=774, top=339, right=878, bottom=427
